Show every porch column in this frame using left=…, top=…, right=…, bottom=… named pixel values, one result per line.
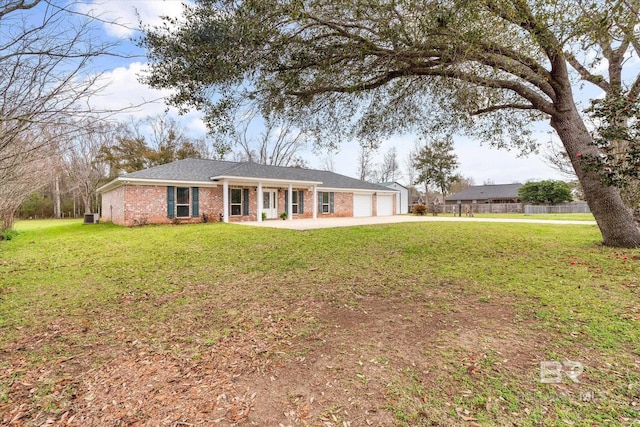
left=222, top=179, right=229, bottom=223
left=287, top=183, right=293, bottom=220
left=312, top=185, right=317, bottom=220
left=257, top=182, right=263, bottom=222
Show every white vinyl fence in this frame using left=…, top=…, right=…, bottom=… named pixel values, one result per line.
left=524, top=202, right=591, bottom=215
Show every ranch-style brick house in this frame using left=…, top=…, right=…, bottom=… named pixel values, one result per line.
left=97, top=158, right=398, bottom=226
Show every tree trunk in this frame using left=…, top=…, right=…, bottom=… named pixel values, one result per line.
left=82, top=193, right=92, bottom=214
left=1, top=210, right=15, bottom=234
left=53, top=175, right=61, bottom=219
left=551, top=108, right=640, bottom=248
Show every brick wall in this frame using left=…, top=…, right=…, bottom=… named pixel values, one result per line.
left=101, top=185, right=225, bottom=226
left=101, top=186, right=125, bottom=224
left=299, top=189, right=314, bottom=219
left=372, top=193, right=377, bottom=217
left=122, top=185, right=167, bottom=225
left=393, top=193, right=397, bottom=215
left=200, top=187, right=224, bottom=221
left=102, top=184, right=378, bottom=226
left=316, top=191, right=352, bottom=218
left=273, top=188, right=315, bottom=219
left=228, top=187, right=257, bottom=222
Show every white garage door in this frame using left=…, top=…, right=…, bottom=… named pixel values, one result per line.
left=353, top=194, right=373, bottom=217
left=376, top=194, right=394, bottom=216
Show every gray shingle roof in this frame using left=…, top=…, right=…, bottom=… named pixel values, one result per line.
left=120, top=158, right=238, bottom=182
left=445, top=183, right=523, bottom=201
left=109, top=158, right=391, bottom=192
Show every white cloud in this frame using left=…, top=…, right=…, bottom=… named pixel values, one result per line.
left=91, top=61, right=207, bottom=136
left=455, top=141, right=562, bottom=184
left=92, top=62, right=165, bottom=113
left=76, top=0, right=191, bottom=39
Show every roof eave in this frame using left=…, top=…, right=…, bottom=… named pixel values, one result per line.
left=319, top=186, right=398, bottom=193
left=210, top=175, right=324, bottom=186
left=97, top=177, right=219, bottom=193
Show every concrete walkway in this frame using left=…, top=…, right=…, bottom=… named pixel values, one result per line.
left=238, top=215, right=597, bottom=231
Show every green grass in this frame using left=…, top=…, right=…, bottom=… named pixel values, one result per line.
left=455, top=212, right=595, bottom=221
left=1, top=219, right=639, bottom=425
left=14, top=218, right=82, bottom=231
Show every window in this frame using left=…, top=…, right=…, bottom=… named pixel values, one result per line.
left=263, top=191, right=271, bottom=210
left=231, top=188, right=242, bottom=216
left=167, top=186, right=198, bottom=219
left=317, top=191, right=333, bottom=214
left=176, top=187, right=190, bottom=217
left=322, top=191, right=329, bottom=213
left=292, top=190, right=299, bottom=214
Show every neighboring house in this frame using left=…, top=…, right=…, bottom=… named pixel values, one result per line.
left=444, top=183, right=523, bottom=205
left=379, top=182, right=409, bottom=214
left=97, top=158, right=397, bottom=226
left=411, top=196, right=425, bottom=206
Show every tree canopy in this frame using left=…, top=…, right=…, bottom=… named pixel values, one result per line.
left=584, top=95, right=640, bottom=188
left=141, top=0, right=640, bottom=247
left=414, top=136, right=460, bottom=199
left=97, top=116, right=210, bottom=177
left=518, top=180, right=573, bottom=204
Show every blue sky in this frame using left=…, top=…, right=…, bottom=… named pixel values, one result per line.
left=71, top=0, right=572, bottom=185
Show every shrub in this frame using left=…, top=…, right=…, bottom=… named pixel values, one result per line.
left=0, top=229, right=19, bottom=241
left=412, top=204, right=427, bottom=215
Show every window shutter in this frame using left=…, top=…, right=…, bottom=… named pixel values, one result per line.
left=317, top=191, right=323, bottom=213
left=330, top=192, right=335, bottom=213
left=285, top=191, right=288, bottom=214
left=243, top=188, right=249, bottom=215
left=167, top=186, right=175, bottom=218
left=191, top=187, right=199, bottom=217
left=299, top=190, right=304, bottom=214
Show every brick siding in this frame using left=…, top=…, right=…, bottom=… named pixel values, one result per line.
left=101, top=186, right=125, bottom=224
left=101, top=184, right=388, bottom=226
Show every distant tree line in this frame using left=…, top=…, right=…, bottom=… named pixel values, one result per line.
left=17, top=115, right=223, bottom=220
left=16, top=112, right=322, bottom=220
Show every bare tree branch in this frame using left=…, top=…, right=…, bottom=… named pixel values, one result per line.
left=0, top=0, right=41, bottom=19
left=564, top=52, right=612, bottom=93
left=230, top=109, right=309, bottom=167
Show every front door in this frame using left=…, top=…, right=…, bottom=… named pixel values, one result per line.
left=263, top=189, right=278, bottom=219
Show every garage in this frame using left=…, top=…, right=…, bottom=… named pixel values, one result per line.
left=353, top=193, right=373, bottom=217
left=376, top=194, right=394, bottom=216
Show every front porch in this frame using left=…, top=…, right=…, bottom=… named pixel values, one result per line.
left=214, top=176, right=323, bottom=223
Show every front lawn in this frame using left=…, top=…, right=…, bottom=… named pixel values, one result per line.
left=456, top=212, right=596, bottom=221
left=1, top=220, right=638, bottom=426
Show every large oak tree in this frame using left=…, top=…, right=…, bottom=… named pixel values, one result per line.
left=141, top=0, right=640, bottom=247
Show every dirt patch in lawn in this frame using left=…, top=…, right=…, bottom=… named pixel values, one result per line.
left=2, top=290, right=556, bottom=426
left=238, top=290, right=547, bottom=426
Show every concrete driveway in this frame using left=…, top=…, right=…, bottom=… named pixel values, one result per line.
left=238, top=215, right=597, bottom=231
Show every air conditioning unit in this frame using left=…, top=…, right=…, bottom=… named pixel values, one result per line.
left=83, top=213, right=100, bottom=224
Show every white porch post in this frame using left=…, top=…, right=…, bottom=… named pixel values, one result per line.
left=287, top=183, right=293, bottom=220
left=222, top=179, right=229, bottom=223
left=257, top=182, right=263, bottom=222
left=312, top=185, right=317, bottom=220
